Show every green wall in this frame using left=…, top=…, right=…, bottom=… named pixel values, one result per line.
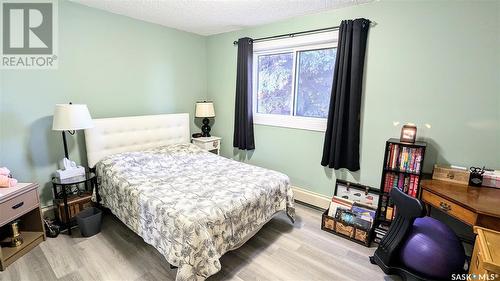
left=1, top=0, right=499, bottom=207
left=0, top=1, right=207, bottom=206
left=206, top=0, right=500, bottom=197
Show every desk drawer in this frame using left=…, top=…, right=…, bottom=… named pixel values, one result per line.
left=470, top=241, right=487, bottom=276
left=422, top=190, right=477, bottom=225
left=0, top=189, right=39, bottom=226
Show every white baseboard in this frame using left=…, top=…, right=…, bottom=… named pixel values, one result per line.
left=292, top=186, right=330, bottom=210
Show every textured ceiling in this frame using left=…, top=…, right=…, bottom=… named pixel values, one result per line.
left=71, top=0, right=372, bottom=36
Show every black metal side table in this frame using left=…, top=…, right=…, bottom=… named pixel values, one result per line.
left=51, top=172, right=97, bottom=235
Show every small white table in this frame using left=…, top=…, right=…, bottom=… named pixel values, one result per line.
left=191, top=136, right=221, bottom=155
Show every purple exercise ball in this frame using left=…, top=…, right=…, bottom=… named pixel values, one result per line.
left=399, top=217, right=465, bottom=280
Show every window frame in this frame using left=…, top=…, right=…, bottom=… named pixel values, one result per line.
left=252, top=31, right=338, bottom=132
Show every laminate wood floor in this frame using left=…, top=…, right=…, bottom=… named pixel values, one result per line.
left=0, top=203, right=399, bottom=281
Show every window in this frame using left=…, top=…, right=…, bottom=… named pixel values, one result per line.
left=253, top=31, right=338, bottom=131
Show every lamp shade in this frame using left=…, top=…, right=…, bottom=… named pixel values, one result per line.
left=195, top=101, right=215, bottom=118
left=52, top=104, right=93, bottom=131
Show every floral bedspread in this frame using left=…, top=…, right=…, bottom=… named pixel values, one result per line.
left=96, top=143, right=295, bottom=280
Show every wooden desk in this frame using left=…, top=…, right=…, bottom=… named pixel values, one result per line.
left=421, top=179, right=500, bottom=232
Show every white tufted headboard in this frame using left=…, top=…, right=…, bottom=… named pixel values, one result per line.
left=84, top=113, right=190, bottom=168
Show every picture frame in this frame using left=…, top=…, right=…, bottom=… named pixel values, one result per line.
left=400, top=124, right=417, bottom=143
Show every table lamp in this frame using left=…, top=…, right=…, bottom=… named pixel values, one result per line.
left=195, top=101, right=215, bottom=137
left=52, top=103, right=93, bottom=179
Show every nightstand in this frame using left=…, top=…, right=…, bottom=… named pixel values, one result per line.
left=0, top=183, right=45, bottom=271
left=52, top=172, right=97, bottom=235
left=191, top=136, right=221, bottom=155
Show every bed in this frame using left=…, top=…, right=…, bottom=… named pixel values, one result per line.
left=84, top=113, right=295, bottom=281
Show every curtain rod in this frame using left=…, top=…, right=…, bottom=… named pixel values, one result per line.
left=232, top=21, right=376, bottom=45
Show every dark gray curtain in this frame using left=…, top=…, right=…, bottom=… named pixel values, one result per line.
left=233, top=37, right=255, bottom=150
left=321, top=18, right=370, bottom=171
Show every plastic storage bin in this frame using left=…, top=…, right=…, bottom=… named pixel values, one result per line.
left=76, top=207, right=102, bottom=237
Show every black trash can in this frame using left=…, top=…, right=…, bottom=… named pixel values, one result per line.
left=76, top=207, right=102, bottom=237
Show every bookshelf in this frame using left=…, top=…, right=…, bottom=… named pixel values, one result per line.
left=373, top=138, right=426, bottom=243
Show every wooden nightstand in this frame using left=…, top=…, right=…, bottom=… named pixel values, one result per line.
left=191, top=136, right=221, bottom=155
left=0, top=183, right=45, bottom=271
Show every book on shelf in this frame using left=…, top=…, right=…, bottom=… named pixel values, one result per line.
left=377, top=222, right=390, bottom=231
left=386, top=144, right=423, bottom=174
left=403, top=176, right=409, bottom=193
left=385, top=205, right=394, bottom=221
left=382, top=172, right=419, bottom=198
left=373, top=221, right=390, bottom=242
left=379, top=195, right=388, bottom=219
left=377, top=139, right=426, bottom=242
